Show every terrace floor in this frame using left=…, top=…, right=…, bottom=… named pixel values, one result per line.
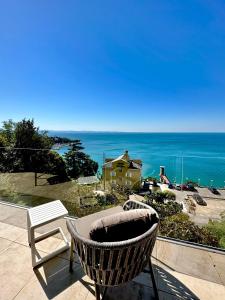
left=0, top=201, right=225, bottom=300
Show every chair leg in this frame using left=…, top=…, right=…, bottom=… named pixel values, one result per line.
left=102, top=287, right=107, bottom=299
left=27, top=213, right=31, bottom=247
left=149, top=258, right=159, bottom=300
left=95, top=283, right=101, bottom=300
left=69, top=238, right=74, bottom=272
left=29, top=227, right=37, bottom=268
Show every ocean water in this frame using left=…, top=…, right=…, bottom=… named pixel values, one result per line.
left=48, top=132, right=225, bottom=188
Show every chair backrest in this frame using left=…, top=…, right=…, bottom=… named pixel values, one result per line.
left=67, top=201, right=159, bottom=287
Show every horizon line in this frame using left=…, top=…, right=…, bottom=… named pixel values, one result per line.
left=44, top=129, right=225, bottom=134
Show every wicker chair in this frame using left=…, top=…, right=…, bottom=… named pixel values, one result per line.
left=67, top=200, right=159, bottom=300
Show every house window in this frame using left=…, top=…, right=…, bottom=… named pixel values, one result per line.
left=127, top=172, right=132, bottom=177
left=110, top=171, right=116, bottom=176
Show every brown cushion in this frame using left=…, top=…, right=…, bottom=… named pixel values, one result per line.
left=89, top=209, right=157, bottom=242
left=73, top=206, right=124, bottom=239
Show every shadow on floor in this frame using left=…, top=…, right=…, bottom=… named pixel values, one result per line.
left=104, top=264, right=199, bottom=300
left=34, top=258, right=199, bottom=300
left=154, top=265, right=200, bottom=299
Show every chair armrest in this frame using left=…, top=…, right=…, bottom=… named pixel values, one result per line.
left=123, top=199, right=152, bottom=211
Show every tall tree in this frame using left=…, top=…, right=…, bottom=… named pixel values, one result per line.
left=0, top=120, right=17, bottom=171
left=0, top=119, right=66, bottom=176
left=0, top=119, right=16, bottom=145
left=64, top=142, right=98, bottom=179
left=14, top=119, right=53, bottom=171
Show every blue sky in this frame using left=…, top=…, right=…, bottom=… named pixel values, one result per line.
left=0, top=0, right=225, bottom=132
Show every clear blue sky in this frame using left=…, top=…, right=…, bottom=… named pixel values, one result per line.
left=0, top=0, right=225, bottom=132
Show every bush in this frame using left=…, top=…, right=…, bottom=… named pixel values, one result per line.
left=204, top=214, right=225, bottom=249
left=145, top=190, right=176, bottom=204
left=96, top=193, right=118, bottom=206
left=160, top=213, right=219, bottom=247
left=105, top=193, right=117, bottom=205
left=150, top=201, right=183, bottom=219
left=113, top=184, right=132, bottom=197
left=162, top=190, right=176, bottom=200
left=144, top=176, right=159, bottom=183
left=96, top=194, right=106, bottom=206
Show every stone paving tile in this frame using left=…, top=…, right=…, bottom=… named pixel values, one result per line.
left=0, top=202, right=27, bottom=225
left=15, top=230, right=63, bottom=254
left=168, top=270, right=225, bottom=300
left=0, top=237, right=13, bottom=254
left=0, top=242, right=35, bottom=300
left=14, top=257, right=90, bottom=300
left=133, top=264, right=199, bottom=299
left=1, top=207, right=27, bottom=229
left=101, top=281, right=185, bottom=300
left=0, top=221, right=26, bottom=242
left=13, top=276, right=49, bottom=300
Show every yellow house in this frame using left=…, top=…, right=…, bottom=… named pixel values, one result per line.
left=102, top=150, right=142, bottom=188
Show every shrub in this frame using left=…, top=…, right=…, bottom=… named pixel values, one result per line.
left=105, top=193, right=117, bottom=205
left=145, top=190, right=176, bottom=204
left=204, top=214, right=225, bottom=249
left=96, top=193, right=118, bottom=206
left=160, top=213, right=219, bottom=247
left=144, top=200, right=183, bottom=219
left=162, top=190, right=176, bottom=200
left=96, top=194, right=106, bottom=206
left=144, top=176, right=159, bottom=183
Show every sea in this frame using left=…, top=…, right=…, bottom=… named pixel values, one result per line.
left=48, top=132, right=225, bottom=188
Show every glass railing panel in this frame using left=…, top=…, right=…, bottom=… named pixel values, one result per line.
left=0, top=146, right=225, bottom=251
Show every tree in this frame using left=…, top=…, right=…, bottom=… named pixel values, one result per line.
left=64, top=142, right=98, bottom=179
left=0, top=119, right=67, bottom=178
left=32, top=150, right=68, bottom=179
left=0, top=122, right=17, bottom=172
left=0, top=119, right=16, bottom=145
left=0, top=118, right=98, bottom=183
left=14, top=119, right=54, bottom=171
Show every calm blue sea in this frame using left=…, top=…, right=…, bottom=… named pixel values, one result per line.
left=48, top=132, right=225, bottom=188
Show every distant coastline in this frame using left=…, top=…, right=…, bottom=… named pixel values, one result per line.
left=48, top=131, right=225, bottom=188
left=46, top=130, right=225, bottom=134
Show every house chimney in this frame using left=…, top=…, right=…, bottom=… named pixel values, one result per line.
left=124, top=150, right=129, bottom=161
left=160, top=166, right=165, bottom=176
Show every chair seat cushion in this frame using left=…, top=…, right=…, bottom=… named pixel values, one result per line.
left=89, top=209, right=156, bottom=242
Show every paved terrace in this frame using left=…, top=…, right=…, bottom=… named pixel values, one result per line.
left=0, top=202, right=225, bottom=300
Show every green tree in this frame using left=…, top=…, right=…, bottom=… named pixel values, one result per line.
left=13, top=119, right=54, bottom=171
left=32, top=151, right=68, bottom=179
left=0, top=121, right=17, bottom=172
left=0, top=119, right=67, bottom=177
left=64, top=142, right=98, bottom=179
left=0, top=119, right=16, bottom=145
